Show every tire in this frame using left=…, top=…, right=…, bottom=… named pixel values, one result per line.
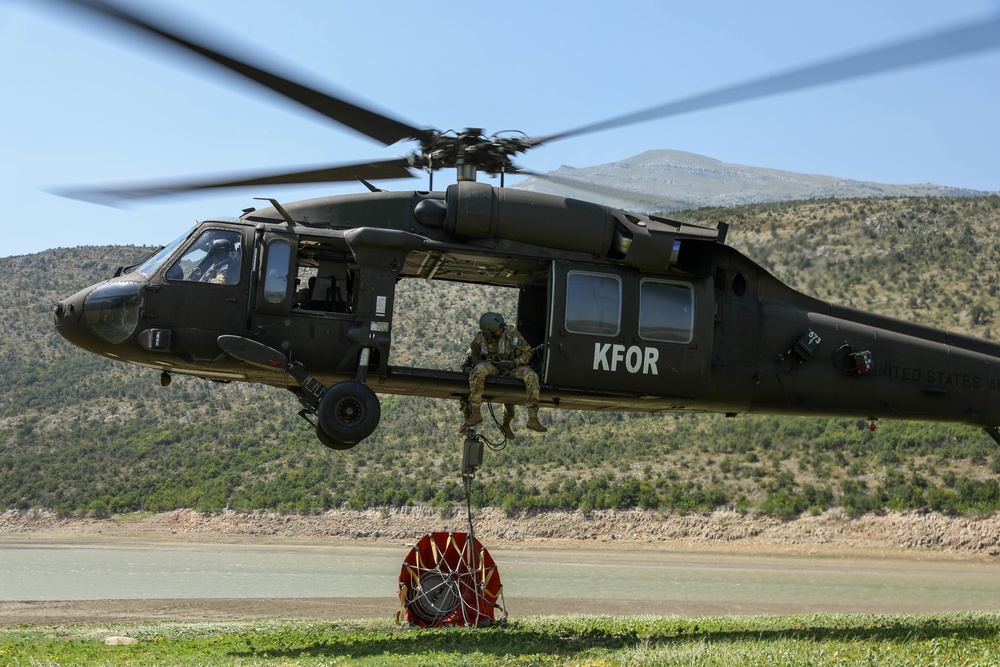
left=315, top=424, right=357, bottom=451
left=316, top=381, right=380, bottom=449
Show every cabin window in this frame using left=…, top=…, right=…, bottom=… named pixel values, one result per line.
left=638, top=279, right=694, bottom=343
left=263, top=239, right=293, bottom=304
left=294, top=266, right=351, bottom=313
left=565, top=271, right=621, bottom=336
left=165, top=229, right=243, bottom=285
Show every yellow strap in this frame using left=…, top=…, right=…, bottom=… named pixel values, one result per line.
left=394, top=583, right=408, bottom=627
left=404, top=562, right=421, bottom=589
left=456, top=535, right=473, bottom=569
left=482, top=565, right=497, bottom=591
left=444, top=533, right=456, bottom=563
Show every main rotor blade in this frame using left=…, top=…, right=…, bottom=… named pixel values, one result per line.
left=539, top=13, right=1000, bottom=144
left=50, top=158, right=416, bottom=205
left=46, top=0, right=431, bottom=146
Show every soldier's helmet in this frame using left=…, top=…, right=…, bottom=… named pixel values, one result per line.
left=208, top=238, right=233, bottom=258
left=479, top=312, right=505, bottom=339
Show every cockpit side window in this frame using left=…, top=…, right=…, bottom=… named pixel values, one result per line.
left=166, top=230, right=244, bottom=285
left=263, top=239, right=293, bottom=304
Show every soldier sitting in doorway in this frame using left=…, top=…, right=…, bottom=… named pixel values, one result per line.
left=460, top=312, right=547, bottom=437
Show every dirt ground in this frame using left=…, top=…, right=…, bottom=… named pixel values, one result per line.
left=2, top=596, right=781, bottom=627
left=3, top=506, right=998, bottom=555
left=2, top=507, right=998, bottom=625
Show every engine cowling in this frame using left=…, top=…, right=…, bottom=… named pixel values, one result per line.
left=439, top=181, right=682, bottom=270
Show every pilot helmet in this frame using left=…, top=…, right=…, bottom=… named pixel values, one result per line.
left=208, top=238, right=233, bottom=257
left=479, top=312, right=505, bottom=339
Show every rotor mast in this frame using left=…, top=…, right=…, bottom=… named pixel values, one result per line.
left=408, top=128, right=539, bottom=188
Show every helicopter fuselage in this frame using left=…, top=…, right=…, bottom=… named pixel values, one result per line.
left=54, top=183, right=1000, bottom=447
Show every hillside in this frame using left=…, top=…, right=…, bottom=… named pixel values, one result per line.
left=2, top=196, right=1000, bottom=518
left=515, top=150, right=991, bottom=212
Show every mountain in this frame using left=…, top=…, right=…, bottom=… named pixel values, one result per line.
left=2, top=197, right=1000, bottom=517
left=514, top=149, right=992, bottom=212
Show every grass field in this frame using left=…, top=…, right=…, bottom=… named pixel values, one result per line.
left=2, top=613, right=999, bottom=666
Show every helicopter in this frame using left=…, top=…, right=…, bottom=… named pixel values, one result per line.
left=46, top=0, right=1000, bottom=450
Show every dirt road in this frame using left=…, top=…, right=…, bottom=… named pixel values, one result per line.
left=2, top=507, right=998, bottom=626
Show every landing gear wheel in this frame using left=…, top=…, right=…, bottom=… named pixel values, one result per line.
left=315, top=424, right=357, bottom=451
left=316, top=381, right=380, bottom=449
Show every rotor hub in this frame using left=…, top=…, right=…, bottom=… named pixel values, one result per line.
left=409, top=128, right=535, bottom=178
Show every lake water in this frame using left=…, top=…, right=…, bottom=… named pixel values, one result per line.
left=1, top=538, right=998, bottom=614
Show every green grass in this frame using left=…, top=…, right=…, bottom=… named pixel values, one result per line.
left=2, top=613, right=999, bottom=666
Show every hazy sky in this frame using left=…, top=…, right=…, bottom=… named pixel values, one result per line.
left=2, top=0, right=998, bottom=257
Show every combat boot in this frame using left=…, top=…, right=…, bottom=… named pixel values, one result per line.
left=526, top=413, right=547, bottom=433
left=501, top=420, right=516, bottom=440
left=461, top=407, right=483, bottom=432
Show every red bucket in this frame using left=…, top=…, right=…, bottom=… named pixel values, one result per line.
left=397, top=532, right=504, bottom=627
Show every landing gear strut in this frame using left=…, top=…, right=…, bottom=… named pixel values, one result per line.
left=217, top=335, right=382, bottom=450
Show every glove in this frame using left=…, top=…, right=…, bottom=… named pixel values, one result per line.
left=495, top=360, right=515, bottom=371
left=461, top=364, right=472, bottom=374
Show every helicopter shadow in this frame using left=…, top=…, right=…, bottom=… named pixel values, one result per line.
left=230, top=614, right=1000, bottom=662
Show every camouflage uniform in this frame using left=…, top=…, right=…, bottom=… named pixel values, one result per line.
left=460, top=326, right=543, bottom=431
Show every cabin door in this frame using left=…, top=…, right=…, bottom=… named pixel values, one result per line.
left=544, top=261, right=711, bottom=402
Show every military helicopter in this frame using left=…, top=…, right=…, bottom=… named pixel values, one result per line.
left=48, top=0, right=1000, bottom=450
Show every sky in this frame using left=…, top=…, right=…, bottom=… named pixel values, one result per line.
left=1, top=0, right=999, bottom=258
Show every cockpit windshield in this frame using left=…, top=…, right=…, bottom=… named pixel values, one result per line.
left=130, top=226, right=196, bottom=278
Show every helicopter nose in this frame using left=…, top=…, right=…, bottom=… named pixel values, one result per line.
left=54, top=280, right=144, bottom=353
left=53, top=286, right=93, bottom=349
